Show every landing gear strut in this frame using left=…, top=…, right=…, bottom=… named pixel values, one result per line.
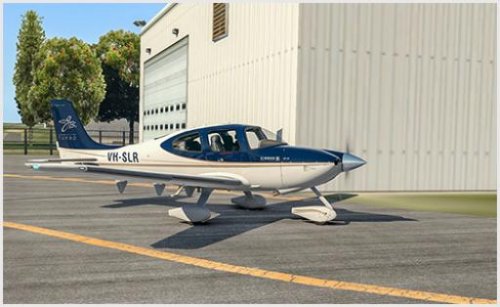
left=168, top=188, right=218, bottom=223
left=170, top=185, right=195, bottom=198
left=291, top=186, right=337, bottom=223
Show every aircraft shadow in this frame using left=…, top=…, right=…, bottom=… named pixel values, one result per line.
left=101, top=195, right=191, bottom=208
left=102, top=193, right=417, bottom=249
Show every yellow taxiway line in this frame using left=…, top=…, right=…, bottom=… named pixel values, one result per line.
left=3, top=221, right=496, bottom=304
left=4, top=173, right=496, bottom=303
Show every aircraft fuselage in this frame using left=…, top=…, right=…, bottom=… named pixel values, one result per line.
left=58, top=140, right=345, bottom=191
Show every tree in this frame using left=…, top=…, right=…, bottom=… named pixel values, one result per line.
left=28, top=37, right=106, bottom=125
left=98, top=63, right=139, bottom=142
left=13, top=10, right=45, bottom=127
left=94, top=30, right=140, bottom=144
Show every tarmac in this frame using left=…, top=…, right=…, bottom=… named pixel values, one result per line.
left=3, top=155, right=497, bottom=303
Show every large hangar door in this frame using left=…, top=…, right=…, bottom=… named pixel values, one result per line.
left=143, top=37, right=188, bottom=141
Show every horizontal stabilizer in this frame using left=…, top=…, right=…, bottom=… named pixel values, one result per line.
left=25, top=162, right=87, bottom=172
left=28, top=158, right=98, bottom=164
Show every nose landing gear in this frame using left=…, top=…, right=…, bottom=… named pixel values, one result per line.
left=291, top=186, right=337, bottom=223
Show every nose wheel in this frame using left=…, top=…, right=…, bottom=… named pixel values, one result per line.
left=291, top=186, right=337, bottom=223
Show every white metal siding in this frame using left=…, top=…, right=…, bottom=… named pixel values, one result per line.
left=140, top=4, right=300, bottom=143
left=296, top=3, right=496, bottom=191
left=141, top=3, right=496, bottom=192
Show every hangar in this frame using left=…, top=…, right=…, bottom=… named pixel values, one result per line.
left=139, top=3, right=496, bottom=192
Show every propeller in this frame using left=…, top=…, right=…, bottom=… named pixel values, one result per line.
left=344, top=141, right=351, bottom=180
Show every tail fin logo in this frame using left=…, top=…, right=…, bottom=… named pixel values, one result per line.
left=58, top=116, right=77, bottom=132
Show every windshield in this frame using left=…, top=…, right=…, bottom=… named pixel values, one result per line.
left=245, top=127, right=287, bottom=149
left=261, top=128, right=280, bottom=141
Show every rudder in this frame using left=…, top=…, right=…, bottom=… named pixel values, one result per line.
left=51, top=99, right=119, bottom=149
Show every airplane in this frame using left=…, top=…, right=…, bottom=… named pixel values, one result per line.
left=26, top=99, right=366, bottom=224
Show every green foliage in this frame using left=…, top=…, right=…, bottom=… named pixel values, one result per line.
left=28, top=37, right=106, bottom=125
left=13, top=13, right=138, bottom=131
left=97, top=64, right=139, bottom=123
left=95, top=30, right=140, bottom=87
left=13, top=10, right=45, bottom=127
left=94, top=30, right=140, bottom=143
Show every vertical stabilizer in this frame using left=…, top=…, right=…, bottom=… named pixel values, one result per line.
left=51, top=99, right=120, bottom=150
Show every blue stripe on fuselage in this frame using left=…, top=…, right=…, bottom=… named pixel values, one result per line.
left=254, top=146, right=340, bottom=164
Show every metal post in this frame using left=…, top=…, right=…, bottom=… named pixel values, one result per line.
left=49, top=128, right=53, bottom=155
left=122, top=131, right=126, bottom=146
left=99, top=130, right=102, bottom=143
left=24, top=128, right=28, bottom=155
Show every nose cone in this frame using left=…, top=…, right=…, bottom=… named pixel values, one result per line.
left=342, top=153, right=366, bottom=172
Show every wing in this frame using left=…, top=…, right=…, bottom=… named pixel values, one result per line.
left=25, top=161, right=248, bottom=190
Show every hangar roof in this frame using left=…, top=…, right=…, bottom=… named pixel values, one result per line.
left=140, top=3, right=176, bottom=35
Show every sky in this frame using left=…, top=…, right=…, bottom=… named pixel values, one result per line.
left=2, top=2, right=166, bottom=123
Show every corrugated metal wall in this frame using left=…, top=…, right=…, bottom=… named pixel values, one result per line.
left=296, top=4, right=496, bottom=191
left=140, top=4, right=300, bottom=143
left=142, top=3, right=496, bottom=192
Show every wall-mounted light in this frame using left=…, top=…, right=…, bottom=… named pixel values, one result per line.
left=172, top=28, right=179, bottom=37
left=133, top=20, right=146, bottom=27
left=146, top=48, right=151, bottom=54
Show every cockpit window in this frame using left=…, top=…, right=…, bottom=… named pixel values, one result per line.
left=261, top=128, right=281, bottom=141
left=245, top=127, right=287, bottom=149
left=246, top=129, right=262, bottom=149
left=208, top=130, right=240, bottom=152
left=172, top=133, right=202, bottom=152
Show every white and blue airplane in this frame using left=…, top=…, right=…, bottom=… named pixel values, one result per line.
left=26, top=99, right=366, bottom=224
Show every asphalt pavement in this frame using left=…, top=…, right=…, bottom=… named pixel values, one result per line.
left=3, top=155, right=497, bottom=303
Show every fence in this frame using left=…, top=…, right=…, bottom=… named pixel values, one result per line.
left=3, top=127, right=139, bottom=155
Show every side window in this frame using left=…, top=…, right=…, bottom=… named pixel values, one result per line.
left=245, top=128, right=266, bottom=149
left=208, top=130, right=240, bottom=152
left=172, top=133, right=202, bottom=152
